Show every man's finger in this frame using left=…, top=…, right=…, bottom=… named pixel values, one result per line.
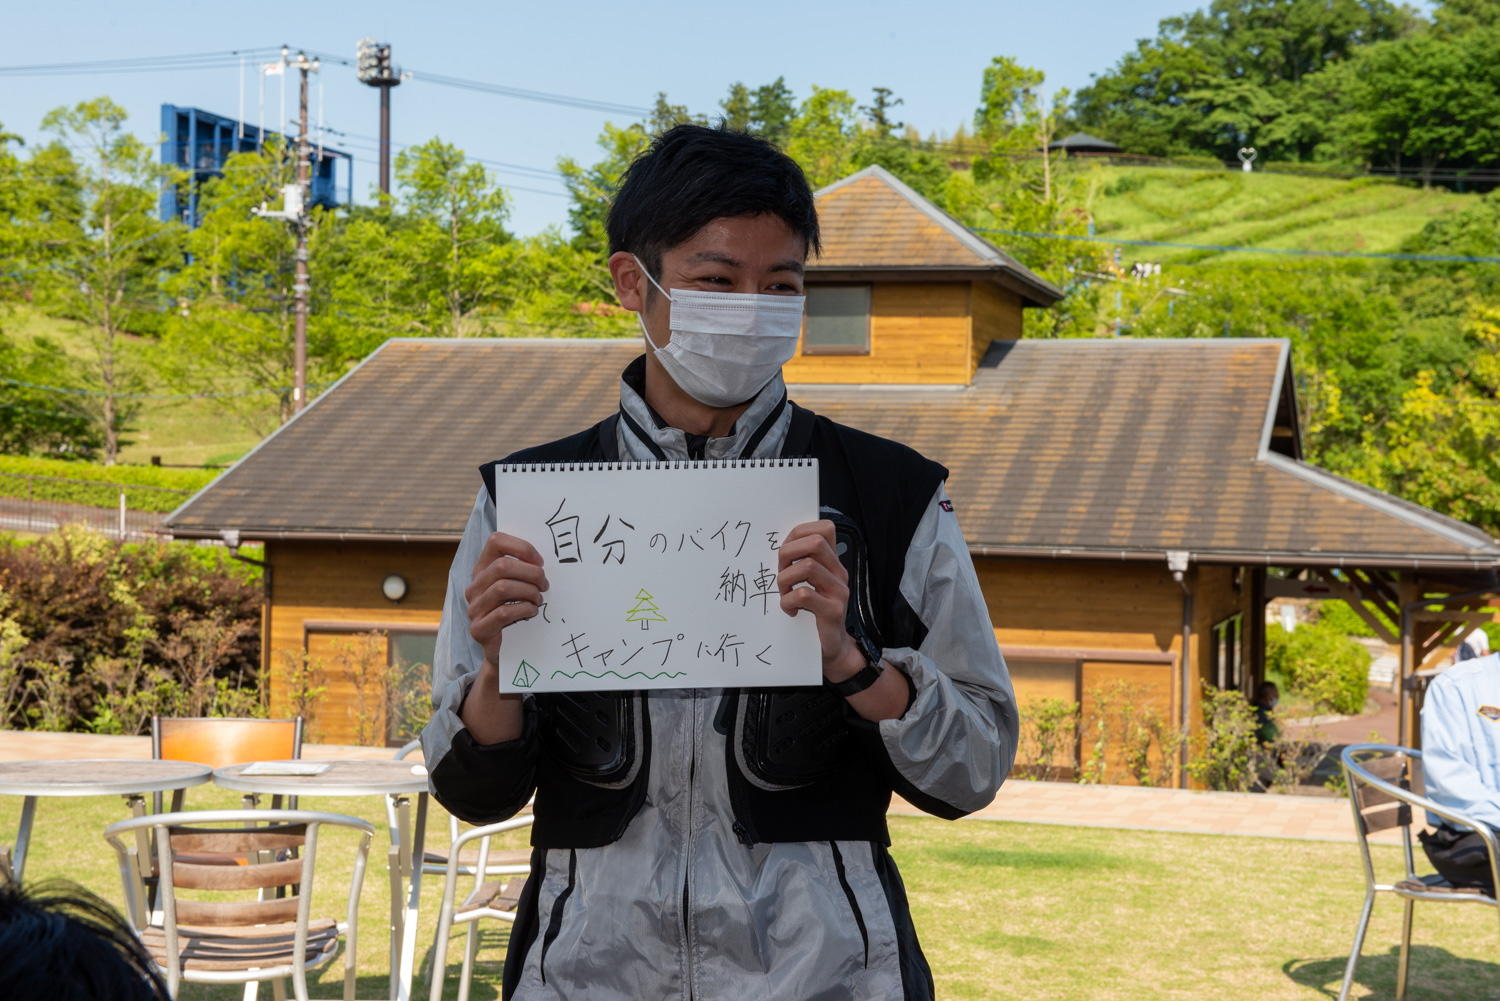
left=467, top=555, right=549, bottom=604
left=478, top=532, right=544, bottom=568
left=469, top=599, right=539, bottom=644
left=467, top=579, right=546, bottom=623
left=777, top=533, right=847, bottom=582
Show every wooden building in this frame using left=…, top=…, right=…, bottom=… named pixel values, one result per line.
left=165, top=167, right=1500, bottom=777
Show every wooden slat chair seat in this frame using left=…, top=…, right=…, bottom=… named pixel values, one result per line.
left=140, top=919, right=339, bottom=971
left=458, top=876, right=527, bottom=918
left=1338, top=744, right=1500, bottom=1001
left=106, top=809, right=372, bottom=1001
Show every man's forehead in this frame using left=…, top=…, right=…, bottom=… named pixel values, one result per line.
left=682, top=250, right=804, bottom=274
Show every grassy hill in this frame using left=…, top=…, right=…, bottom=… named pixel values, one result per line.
left=3, top=165, right=1481, bottom=470
left=6, top=306, right=268, bottom=469
left=1089, top=167, right=1470, bottom=265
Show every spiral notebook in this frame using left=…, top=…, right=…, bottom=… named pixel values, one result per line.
left=493, top=458, right=821, bottom=693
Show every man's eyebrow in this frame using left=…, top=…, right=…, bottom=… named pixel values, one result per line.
left=687, top=251, right=743, bottom=267
left=770, top=259, right=805, bottom=275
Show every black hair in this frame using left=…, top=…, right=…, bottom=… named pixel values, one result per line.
left=0, top=879, right=169, bottom=1001
left=606, top=124, right=820, bottom=281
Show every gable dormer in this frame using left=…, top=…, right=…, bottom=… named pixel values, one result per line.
left=784, top=165, right=1063, bottom=386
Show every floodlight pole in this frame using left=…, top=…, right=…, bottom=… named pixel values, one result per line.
left=357, top=38, right=402, bottom=197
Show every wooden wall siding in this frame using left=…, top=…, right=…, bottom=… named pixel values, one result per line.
left=265, top=540, right=451, bottom=743
left=783, top=283, right=973, bottom=385
left=969, top=283, right=1023, bottom=370
left=978, top=557, right=1186, bottom=659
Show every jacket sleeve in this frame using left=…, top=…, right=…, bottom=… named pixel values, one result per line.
left=420, top=486, right=540, bottom=824
left=868, top=483, right=1018, bottom=817
left=1420, top=669, right=1500, bottom=830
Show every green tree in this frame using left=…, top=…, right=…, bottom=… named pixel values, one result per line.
left=720, top=82, right=754, bottom=132
left=36, top=98, right=182, bottom=463
left=860, top=87, right=904, bottom=140
left=1073, top=0, right=1416, bottom=161
left=749, top=78, right=797, bottom=145
left=160, top=142, right=322, bottom=433
left=395, top=138, right=513, bottom=337
left=1324, top=30, right=1500, bottom=186
left=0, top=332, right=100, bottom=457
left=557, top=121, right=651, bottom=255
left=1346, top=301, right=1500, bottom=535
left=785, top=87, right=858, bottom=189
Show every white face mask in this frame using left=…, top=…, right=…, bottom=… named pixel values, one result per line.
left=634, top=256, right=805, bottom=408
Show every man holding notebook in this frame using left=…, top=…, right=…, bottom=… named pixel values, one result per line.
left=421, top=125, right=1017, bottom=1000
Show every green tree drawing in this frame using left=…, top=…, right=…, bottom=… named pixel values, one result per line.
left=626, top=589, right=668, bottom=630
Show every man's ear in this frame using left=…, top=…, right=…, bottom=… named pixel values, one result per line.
left=608, top=251, right=646, bottom=313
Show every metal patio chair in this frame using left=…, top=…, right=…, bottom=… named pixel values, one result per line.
left=391, top=741, right=534, bottom=1001
left=105, top=808, right=373, bottom=1001
left=1338, top=743, right=1500, bottom=1001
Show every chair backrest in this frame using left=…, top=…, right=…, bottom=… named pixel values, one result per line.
left=153, top=717, right=303, bottom=768
left=1347, top=748, right=1424, bottom=836
left=104, top=809, right=373, bottom=996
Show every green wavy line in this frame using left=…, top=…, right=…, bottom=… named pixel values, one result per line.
left=548, top=669, right=687, bottom=681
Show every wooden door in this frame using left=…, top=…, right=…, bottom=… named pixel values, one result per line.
left=304, top=631, right=388, bottom=745
left=1078, top=660, right=1178, bottom=786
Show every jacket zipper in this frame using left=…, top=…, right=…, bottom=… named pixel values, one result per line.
left=682, top=689, right=699, bottom=1001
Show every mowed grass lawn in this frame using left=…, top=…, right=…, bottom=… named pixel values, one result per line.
left=3, top=785, right=1498, bottom=1000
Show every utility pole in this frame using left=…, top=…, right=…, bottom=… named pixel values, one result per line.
left=291, top=52, right=317, bottom=413
left=252, top=50, right=318, bottom=417
left=356, top=38, right=402, bottom=197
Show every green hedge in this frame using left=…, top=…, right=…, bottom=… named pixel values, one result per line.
left=0, top=456, right=219, bottom=513
left=1267, top=620, right=1371, bottom=715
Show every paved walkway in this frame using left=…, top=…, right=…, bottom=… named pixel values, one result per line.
left=0, top=730, right=1388, bottom=845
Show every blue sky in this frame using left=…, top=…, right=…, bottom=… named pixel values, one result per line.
left=5, top=0, right=1237, bottom=235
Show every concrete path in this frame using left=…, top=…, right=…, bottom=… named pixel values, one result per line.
left=0, top=729, right=1387, bottom=845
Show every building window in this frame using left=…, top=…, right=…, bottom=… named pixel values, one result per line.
left=1211, top=614, right=1243, bottom=692
left=802, top=285, right=871, bottom=355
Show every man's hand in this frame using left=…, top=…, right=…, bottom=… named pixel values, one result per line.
left=464, top=532, right=549, bottom=666
left=459, top=532, right=547, bottom=745
left=778, top=520, right=854, bottom=673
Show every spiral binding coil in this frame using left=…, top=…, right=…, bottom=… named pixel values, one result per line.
left=498, top=458, right=817, bottom=472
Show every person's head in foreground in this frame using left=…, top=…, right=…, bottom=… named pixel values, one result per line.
left=1256, top=680, right=1280, bottom=709
left=604, top=124, right=820, bottom=431
left=0, top=878, right=168, bottom=1001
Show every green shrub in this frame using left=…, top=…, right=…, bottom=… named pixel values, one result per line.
left=0, top=455, right=218, bottom=513
left=0, top=525, right=261, bottom=731
left=1266, top=620, right=1370, bottom=714
left=1017, top=697, right=1080, bottom=781
left=1314, top=599, right=1393, bottom=639
left=1189, top=685, right=1259, bottom=792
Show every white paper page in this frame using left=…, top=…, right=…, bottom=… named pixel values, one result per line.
left=495, top=460, right=821, bottom=693
left=239, top=761, right=330, bottom=776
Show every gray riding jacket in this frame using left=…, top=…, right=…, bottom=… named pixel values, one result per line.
left=422, top=369, right=1017, bottom=1000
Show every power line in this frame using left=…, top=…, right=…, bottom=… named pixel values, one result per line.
left=302, top=49, right=652, bottom=118
left=0, top=48, right=283, bottom=77
left=973, top=227, right=1500, bottom=265
left=0, top=376, right=337, bottom=401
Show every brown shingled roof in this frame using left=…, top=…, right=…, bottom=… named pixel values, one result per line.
left=810, top=166, right=1063, bottom=307
left=166, top=338, right=1500, bottom=570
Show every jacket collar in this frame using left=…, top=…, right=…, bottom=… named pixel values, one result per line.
left=617, top=355, right=790, bottom=462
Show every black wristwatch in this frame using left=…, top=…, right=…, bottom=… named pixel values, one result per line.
left=825, top=628, right=884, bottom=697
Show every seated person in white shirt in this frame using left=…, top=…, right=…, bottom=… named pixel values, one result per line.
left=1418, top=648, right=1500, bottom=893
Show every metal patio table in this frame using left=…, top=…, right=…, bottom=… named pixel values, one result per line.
left=0, top=758, right=212, bottom=882
left=214, top=758, right=431, bottom=1001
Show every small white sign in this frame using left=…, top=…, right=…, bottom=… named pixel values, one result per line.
left=495, top=460, right=821, bottom=693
